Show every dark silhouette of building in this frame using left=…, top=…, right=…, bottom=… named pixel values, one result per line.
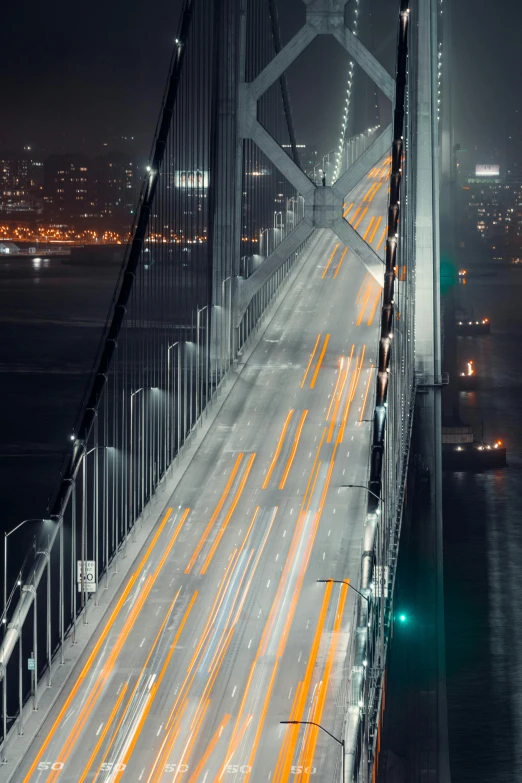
left=0, top=150, right=44, bottom=215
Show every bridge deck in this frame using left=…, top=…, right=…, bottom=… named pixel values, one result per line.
left=13, top=169, right=388, bottom=783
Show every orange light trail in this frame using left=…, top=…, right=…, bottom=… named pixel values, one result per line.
left=200, top=452, right=256, bottom=573
left=356, top=282, right=373, bottom=326
left=273, top=582, right=333, bottom=783
left=377, top=227, right=387, bottom=250
left=309, top=334, right=330, bottom=389
left=186, top=454, right=244, bottom=573
left=353, top=206, right=369, bottom=230
left=185, top=714, right=231, bottom=783
left=367, top=287, right=382, bottom=326
left=333, top=247, right=348, bottom=279
left=359, top=368, right=373, bottom=423
left=321, top=243, right=340, bottom=279
left=300, top=334, right=321, bottom=388
left=109, top=591, right=198, bottom=782
left=76, top=684, right=128, bottom=783
left=342, top=201, right=354, bottom=218
left=327, top=345, right=354, bottom=443
left=21, top=505, right=176, bottom=783
left=47, top=509, right=189, bottom=783
left=279, top=410, right=308, bottom=489
left=356, top=273, right=370, bottom=305
left=298, top=585, right=349, bottom=783
left=337, top=345, right=366, bottom=443
left=325, top=358, right=344, bottom=421
left=262, top=410, right=294, bottom=489
left=242, top=441, right=339, bottom=780
left=349, top=206, right=361, bottom=225
left=369, top=215, right=383, bottom=245
left=362, top=216, right=375, bottom=241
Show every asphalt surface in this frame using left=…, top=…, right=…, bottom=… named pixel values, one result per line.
left=12, top=162, right=390, bottom=783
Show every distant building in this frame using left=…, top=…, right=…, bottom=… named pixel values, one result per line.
left=94, top=153, right=136, bottom=226
left=0, top=152, right=44, bottom=215
left=44, top=154, right=97, bottom=219
left=43, top=153, right=136, bottom=227
left=462, top=164, right=522, bottom=260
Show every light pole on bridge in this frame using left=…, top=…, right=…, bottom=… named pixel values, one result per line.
left=281, top=720, right=345, bottom=783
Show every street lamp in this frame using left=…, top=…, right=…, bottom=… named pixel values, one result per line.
left=280, top=720, right=345, bottom=783
left=221, top=277, right=232, bottom=375
left=317, top=578, right=370, bottom=603
left=3, top=518, right=52, bottom=758
left=196, top=306, right=208, bottom=424
left=129, top=387, right=144, bottom=542
left=166, top=342, right=180, bottom=467
left=340, top=484, right=384, bottom=513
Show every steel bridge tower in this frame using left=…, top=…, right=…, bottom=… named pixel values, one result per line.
left=0, top=1, right=450, bottom=781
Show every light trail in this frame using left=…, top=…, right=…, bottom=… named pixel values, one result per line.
left=46, top=509, right=190, bottom=783
left=309, top=334, right=330, bottom=389
left=186, top=454, right=244, bottom=573
left=353, top=206, right=369, bottom=231
left=356, top=273, right=370, bottom=305
left=367, top=287, right=382, bottom=326
left=279, top=410, right=308, bottom=489
left=185, top=714, right=231, bottom=783
left=20, top=506, right=175, bottom=783
left=262, top=410, right=294, bottom=489
left=356, top=282, right=373, bottom=326
left=362, top=216, right=376, bottom=241
left=273, top=582, right=333, bottom=783
left=300, top=335, right=321, bottom=389
left=321, top=243, right=340, bottom=279
left=337, top=345, right=366, bottom=443
left=359, top=368, right=373, bottom=423
left=200, top=452, right=256, bottom=573
left=369, top=215, right=383, bottom=245
left=327, top=346, right=354, bottom=443
left=298, top=584, right=349, bottom=783
left=76, top=684, right=128, bottom=783
left=109, top=592, right=198, bottom=782
left=325, top=358, right=344, bottom=421
left=333, top=247, right=348, bottom=279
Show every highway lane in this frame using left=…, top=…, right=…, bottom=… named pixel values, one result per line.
left=12, top=162, right=389, bottom=783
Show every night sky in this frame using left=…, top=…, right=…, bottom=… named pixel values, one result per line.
left=1, top=0, right=520, bottom=163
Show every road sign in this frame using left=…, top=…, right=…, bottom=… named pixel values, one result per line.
left=373, top=566, right=389, bottom=598
left=77, top=560, right=97, bottom=593
left=27, top=658, right=35, bottom=671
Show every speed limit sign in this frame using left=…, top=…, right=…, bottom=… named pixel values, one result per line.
left=77, top=560, right=97, bottom=592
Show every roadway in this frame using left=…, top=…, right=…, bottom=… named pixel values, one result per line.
left=12, top=160, right=390, bottom=783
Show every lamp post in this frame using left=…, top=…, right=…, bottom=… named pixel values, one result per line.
left=340, top=484, right=384, bottom=511
left=221, top=277, right=232, bottom=376
left=316, top=578, right=370, bottom=604
left=3, top=519, right=52, bottom=758
left=280, top=720, right=345, bottom=783
left=196, top=306, right=208, bottom=424
left=129, top=388, right=143, bottom=543
left=166, top=342, right=179, bottom=468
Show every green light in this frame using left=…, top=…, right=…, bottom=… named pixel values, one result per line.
left=399, top=614, right=406, bottom=622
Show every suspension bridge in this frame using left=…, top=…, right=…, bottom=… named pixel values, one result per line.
left=0, top=0, right=450, bottom=781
